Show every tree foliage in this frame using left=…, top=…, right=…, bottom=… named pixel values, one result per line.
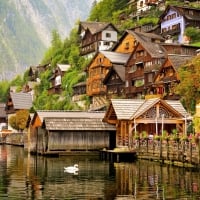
left=9, top=109, right=29, bottom=131
left=175, top=55, right=200, bottom=114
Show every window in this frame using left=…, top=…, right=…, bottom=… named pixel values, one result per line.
left=132, top=79, right=144, bottom=87
left=55, top=75, right=61, bottom=86
left=106, top=32, right=111, bottom=38
left=125, top=42, right=129, bottom=49
left=103, top=41, right=110, bottom=46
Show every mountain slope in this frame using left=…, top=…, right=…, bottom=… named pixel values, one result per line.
left=0, top=0, right=93, bottom=80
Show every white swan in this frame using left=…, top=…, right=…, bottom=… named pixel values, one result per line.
left=64, top=164, right=79, bottom=174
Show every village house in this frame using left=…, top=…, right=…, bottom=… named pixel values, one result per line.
left=5, top=92, right=33, bottom=131
left=159, top=5, right=200, bottom=44
left=103, top=64, right=126, bottom=100
left=28, top=63, right=50, bottom=82
left=72, top=81, right=87, bottom=109
left=29, top=110, right=116, bottom=155
left=153, top=54, right=193, bottom=100
left=103, top=98, right=191, bottom=148
left=48, top=64, right=70, bottom=95
left=78, top=21, right=119, bottom=58
left=128, top=0, right=165, bottom=19
left=124, top=30, right=166, bottom=99
left=85, top=51, right=130, bottom=110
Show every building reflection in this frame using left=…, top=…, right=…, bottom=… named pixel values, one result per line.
left=114, top=160, right=200, bottom=199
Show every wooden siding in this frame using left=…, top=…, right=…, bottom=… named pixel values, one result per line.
left=86, top=53, right=112, bottom=96
left=104, top=98, right=190, bottom=148
left=115, top=33, right=136, bottom=53
left=47, top=131, right=110, bottom=151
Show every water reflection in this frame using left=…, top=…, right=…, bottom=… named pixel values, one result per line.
left=0, top=145, right=199, bottom=199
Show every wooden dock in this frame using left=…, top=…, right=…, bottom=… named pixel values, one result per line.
left=100, top=149, right=137, bottom=162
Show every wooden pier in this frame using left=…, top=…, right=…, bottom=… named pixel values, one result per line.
left=100, top=149, right=137, bottom=162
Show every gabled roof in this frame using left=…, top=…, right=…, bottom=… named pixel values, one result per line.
left=167, top=54, right=193, bottom=71
left=129, top=30, right=166, bottom=58
left=106, top=98, right=190, bottom=120
left=110, top=99, right=145, bottom=120
left=100, top=51, right=130, bottom=64
left=85, top=51, right=130, bottom=72
left=31, top=110, right=106, bottom=125
left=10, top=92, right=33, bottom=110
left=159, top=5, right=200, bottom=23
left=78, top=21, right=119, bottom=35
left=43, top=117, right=116, bottom=131
left=112, top=29, right=165, bottom=52
left=57, top=64, right=71, bottom=72
left=103, top=64, right=125, bottom=84
left=153, top=54, right=193, bottom=82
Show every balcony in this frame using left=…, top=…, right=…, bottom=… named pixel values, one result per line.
left=161, top=26, right=181, bottom=37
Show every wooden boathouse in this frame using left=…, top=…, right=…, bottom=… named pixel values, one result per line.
left=28, top=110, right=116, bottom=155
left=103, top=98, right=191, bottom=148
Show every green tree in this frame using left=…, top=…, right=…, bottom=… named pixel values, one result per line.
left=175, top=55, right=200, bottom=114
left=185, top=27, right=200, bottom=43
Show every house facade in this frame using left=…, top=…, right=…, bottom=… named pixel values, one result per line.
left=48, top=64, right=70, bottom=95
left=78, top=21, right=118, bottom=58
left=159, top=5, right=200, bottom=44
left=86, top=51, right=130, bottom=110
left=153, top=54, right=193, bottom=100
left=124, top=31, right=166, bottom=98
left=29, top=111, right=115, bottom=154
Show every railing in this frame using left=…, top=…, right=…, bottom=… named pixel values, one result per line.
left=132, top=139, right=200, bottom=167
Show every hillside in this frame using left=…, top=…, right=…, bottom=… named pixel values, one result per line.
left=0, top=0, right=93, bottom=80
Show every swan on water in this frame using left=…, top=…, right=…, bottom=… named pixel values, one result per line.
left=64, top=164, right=79, bottom=174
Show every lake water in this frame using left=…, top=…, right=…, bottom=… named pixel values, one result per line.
left=0, top=145, right=199, bottom=200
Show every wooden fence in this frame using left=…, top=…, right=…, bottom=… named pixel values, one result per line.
left=133, top=138, right=200, bottom=167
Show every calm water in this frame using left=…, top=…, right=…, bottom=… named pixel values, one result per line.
left=0, top=145, right=199, bottom=200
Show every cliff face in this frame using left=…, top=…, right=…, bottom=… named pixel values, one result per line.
left=0, top=0, right=93, bottom=80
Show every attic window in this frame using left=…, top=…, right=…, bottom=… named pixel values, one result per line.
left=106, top=33, right=111, bottom=38
left=125, top=42, right=129, bottom=49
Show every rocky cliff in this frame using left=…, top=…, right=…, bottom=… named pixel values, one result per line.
left=0, top=0, right=93, bottom=80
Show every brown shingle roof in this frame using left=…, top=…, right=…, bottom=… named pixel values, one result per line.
left=43, top=117, right=116, bottom=131
left=79, top=21, right=118, bottom=35
left=129, top=30, right=166, bottom=58
left=167, top=54, right=193, bottom=70
left=32, top=110, right=106, bottom=124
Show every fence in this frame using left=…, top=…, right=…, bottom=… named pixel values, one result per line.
left=133, top=138, right=200, bottom=167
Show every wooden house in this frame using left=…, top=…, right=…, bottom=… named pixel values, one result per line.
left=72, top=81, right=87, bottom=109
left=103, top=98, right=191, bottom=148
left=5, top=92, right=33, bottom=131
left=28, top=63, right=49, bottom=82
left=48, top=64, right=70, bottom=95
left=153, top=54, right=193, bottom=100
left=29, top=111, right=116, bottom=154
left=103, top=65, right=125, bottom=99
left=0, top=103, right=7, bottom=129
left=86, top=51, right=130, bottom=110
left=161, top=43, right=200, bottom=56
left=78, top=21, right=119, bottom=58
left=124, top=30, right=166, bottom=98
left=113, top=30, right=138, bottom=54
left=159, top=5, right=200, bottom=44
